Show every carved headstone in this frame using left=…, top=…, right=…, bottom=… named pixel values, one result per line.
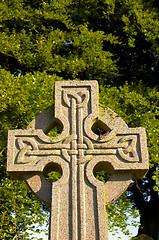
left=7, top=81, right=149, bottom=240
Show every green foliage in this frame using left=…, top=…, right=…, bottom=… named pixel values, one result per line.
left=0, top=178, right=48, bottom=239
left=47, top=126, right=62, bottom=138
left=107, top=193, right=140, bottom=238
left=0, top=70, right=62, bottom=239
left=95, top=169, right=140, bottom=237
left=94, top=170, right=112, bottom=183
left=1, top=0, right=159, bottom=85
left=100, top=82, right=159, bottom=186
left=45, top=171, right=62, bottom=183
left=99, top=82, right=159, bottom=238
left=0, top=0, right=159, bottom=239
left=0, top=70, right=63, bottom=145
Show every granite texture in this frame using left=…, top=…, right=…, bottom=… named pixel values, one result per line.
left=7, top=80, right=149, bottom=240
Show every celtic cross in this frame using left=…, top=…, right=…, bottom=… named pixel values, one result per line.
left=7, top=81, right=149, bottom=240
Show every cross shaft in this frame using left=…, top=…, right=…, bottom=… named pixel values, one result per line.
left=7, top=81, right=149, bottom=240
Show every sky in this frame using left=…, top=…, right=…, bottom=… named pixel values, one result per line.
left=31, top=216, right=139, bottom=240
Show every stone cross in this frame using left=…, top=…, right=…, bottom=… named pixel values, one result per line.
left=7, top=81, right=149, bottom=240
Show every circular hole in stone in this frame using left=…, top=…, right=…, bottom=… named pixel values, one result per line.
left=45, top=121, right=63, bottom=138
left=43, top=162, right=62, bottom=183
left=94, top=170, right=112, bottom=183
left=91, top=120, right=111, bottom=139
left=93, top=161, right=114, bottom=183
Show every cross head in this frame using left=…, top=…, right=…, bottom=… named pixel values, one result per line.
left=7, top=81, right=149, bottom=240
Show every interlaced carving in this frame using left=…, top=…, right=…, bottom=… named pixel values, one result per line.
left=15, top=134, right=139, bottom=164
left=16, top=137, right=38, bottom=163
left=14, top=92, right=139, bottom=165
left=7, top=81, right=149, bottom=240
left=63, top=90, right=90, bottom=108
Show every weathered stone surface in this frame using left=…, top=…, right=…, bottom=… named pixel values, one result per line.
left=7, top=80, right=149, bottom=240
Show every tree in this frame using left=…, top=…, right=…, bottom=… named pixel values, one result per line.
left=0, top=0, right=159, bottom=86
left=99, top=82, right=159, bottom=239
left=0, top=0, right=159, bottom=239
left=0, top=71, right=60, bottom=239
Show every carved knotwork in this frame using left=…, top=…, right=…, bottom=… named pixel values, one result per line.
left=118, top=135, right=139, bottom=162
left=14, top=88, right=139, bottom=165
left=16, top=137, right=38, bottom=163
left=63, top=90, right=89, bottom=108
left=7, top=81, right=149, bottom=240
left=15, top=133, right=139, bottom=165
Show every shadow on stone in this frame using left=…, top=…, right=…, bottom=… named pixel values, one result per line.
left=131, top=234, right=153, bottom=240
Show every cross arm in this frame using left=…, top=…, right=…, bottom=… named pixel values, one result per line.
left=7, top=129, right=65, bottom=179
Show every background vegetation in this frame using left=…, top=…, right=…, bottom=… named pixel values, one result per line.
left=0, top=0, right=159, bottom=239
